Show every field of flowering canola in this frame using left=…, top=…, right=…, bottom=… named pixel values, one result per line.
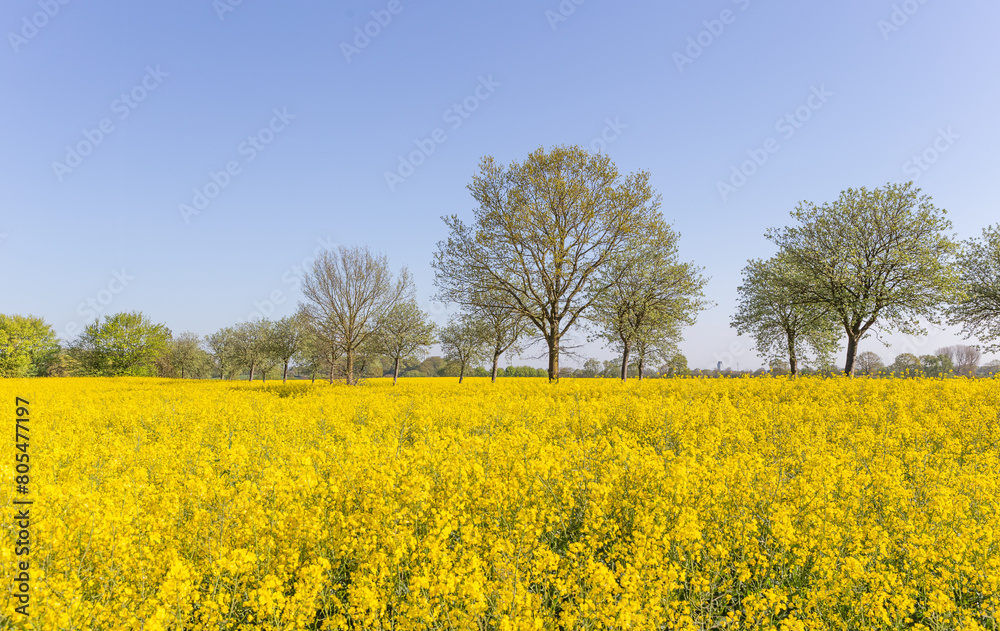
left=0, top=376, right=998, bottom=631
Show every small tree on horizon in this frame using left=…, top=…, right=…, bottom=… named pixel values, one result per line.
left=269, top=315, right=305, bottom=384
left=375, top=300, right=436, bottom=385
left=936, top=344, right=981, bottom=377
left=167, top=331, right=204, bottom=379
left=590, top=220, right=709, bottom=381
left=854, top=351, right=884, bottom=376
left=731, top=255, right=841, bottom=376
left=465, top=291, right=530, bottom=383
left=439, top=316, right=487, bottom=384
left=205, top=327, right=240, bottom=380
left=231, top=320, right=267, bottom=381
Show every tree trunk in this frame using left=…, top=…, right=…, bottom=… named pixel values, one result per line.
left=393, top=357, right=400, bottom=386
left=547, top=334, right=560, bottom=383
left=844, top=334, right=859, bottom=376
left=459, top=362, right=465, bottom=384
left=346, top=351, right=355, bottom=386
left=620, top=343, right=630, bottom=382
left=282, top=361, right=289, bottom=384
left=248, top=365, right=255, bottom=381
left=787, top=332, right=798, bottom=377
left=637, top=355, right=644, bottom=381
left=491, top=351, right=500, bottom=383
left=329, top=361, right=335, bottom=384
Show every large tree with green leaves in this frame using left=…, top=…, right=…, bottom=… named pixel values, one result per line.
left=590, top=221, right=709, bottom=381
left=0, top=314, right=60, bottom=377
left=731, top=255, right=841, bottom=376
left=432, top=145, right=662, bottom=382
left=766, top=182, right=960, bottom=375
left=72, top=311, right=171, bottom=376
left=374, top=300, right=436, bottom=385
left=947, top=225, right=1000, bottom=352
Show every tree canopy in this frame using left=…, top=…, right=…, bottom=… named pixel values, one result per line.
left=433, top=145, right=663, bottom=381
left=766, top=182, right=960, bottom=375
left=71, top=311, right=171, bottom=376
left=590, top=220, right=709, bottom=380
left=0, top=314, right=59, bottom=377
left=947, top=225, right=1000, bottom=352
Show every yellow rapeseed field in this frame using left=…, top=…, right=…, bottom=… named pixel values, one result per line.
left=1, top=376, right=998, bottom=630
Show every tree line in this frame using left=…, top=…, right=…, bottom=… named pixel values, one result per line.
left=3, top=147, right=999, bottom=381
left=0, top=308, right=692, bottom=382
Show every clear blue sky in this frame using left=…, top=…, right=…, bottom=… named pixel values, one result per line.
left=2, top=0, right=998, bottom=369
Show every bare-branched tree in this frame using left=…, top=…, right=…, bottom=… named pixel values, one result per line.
left=936, top=344, right=981, bottom=377
left=854, top=351, right=885, bottom=376
left=299, top=245, right=412, bottom=385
